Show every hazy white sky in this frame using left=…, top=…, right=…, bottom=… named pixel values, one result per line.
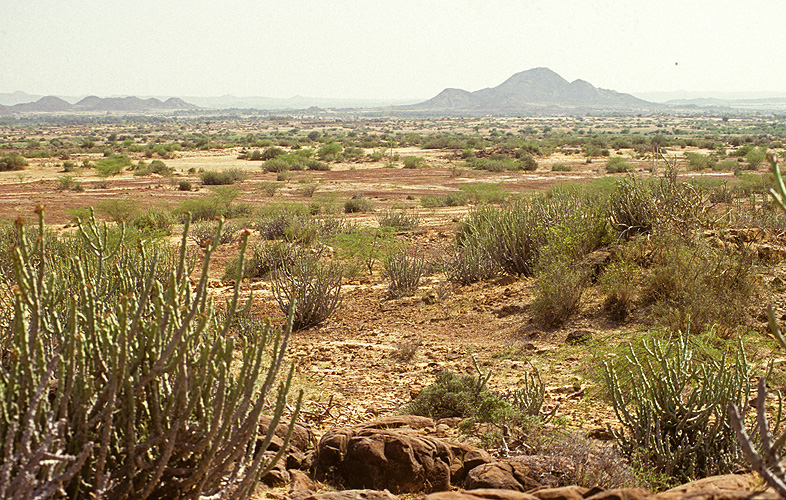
left=1, top=0, right=783, bottom=99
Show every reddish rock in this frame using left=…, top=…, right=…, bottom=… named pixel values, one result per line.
left=465, top=457, right=574, bottom=492
left=259, top=416, right=315, bottom=453
left=315, top=417, right=488, bottom=494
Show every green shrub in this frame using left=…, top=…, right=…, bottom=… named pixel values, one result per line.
left=131, top=207, right=174, bottom=235
left=713, top=159, right=739, bottom=171
left=0, top=213, right=301, bottom=499
left=684, top=152, right=715, bottom=171
left=607, top=156, right=633, bottom=173
left=601, top=262, right=638, bottom=321
left=376, top=208, right=420, bottom=229
left=384, top=250, right=424, bottom=298
left=306, top=158, right=330, bottom=171
left=224, top=241, right=294, bottom=281
left=272, top=248, right=342, bottom=331
left=177, top=179, right=192, bottom=191
left=95, top=154, right=132, bottom=177
left=404, top=370, right=499, bottom=419
left=260, top=180, right=283, bottom=196
left=420, top=192, right=468, bottom=208
left=402, top=156, right=426, bottom=169
left=316, top=142, right=343, bottom=161
left=746, top=146, right=767, bottom=170
left=0, top=153, right=28, bottom=171
left=551, top=163, right=572, bottom=172
left=468, top=156, right=536, bottom=172
left=444, top=244, right=500, bottom=285
left=133, top=159, right=173, bottom=176
left=344, top=194, right=374, bottom=213
left=95, top=199, right=139, bottom=223
left=455, top=193, right=606, bottom=278
left=643, top=233, right=757, bottom=335
left=61, top=160, right=78, bottom=172
left=605, top=333, right=751, bottom=484
left=531, top=255, right=588, bottom=328
left=200, top=168, right=247, bottom=185
left=404, top=362, right=549, bottom=448
left=608, top=176, right=659, bottom=239
left=458, top=183, right=509, bottom=204
left=262, top=157, right=292, bottom=173
left=178, top=186, right=242, bottom=222
left=56, top=174, right=82, bottom=192
left=261, top=146, right=286, bottom=160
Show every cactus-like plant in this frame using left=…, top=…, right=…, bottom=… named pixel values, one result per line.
left=728, top=154, right=786, bottom=496
left=0, top=209, right=302, bottom=499
left=605, top=331, right=751, bottom=484
left=272, top=247, right=342, bottom=331
left=383, top=249, right=424, bottom=298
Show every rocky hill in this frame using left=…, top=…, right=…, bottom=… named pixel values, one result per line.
left=403, top=67, right=657, bottom=115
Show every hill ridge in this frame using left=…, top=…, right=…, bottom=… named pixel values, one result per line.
left=408, top=67, right=656, bottom=115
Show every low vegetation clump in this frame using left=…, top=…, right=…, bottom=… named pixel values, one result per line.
left=459, top=183, right=510, bottom=204
left=200, top=168, right=247, bottom=185
left=132, top=159, right=173, bottom=176
left=344, top=194, right=374, bottom=213
left=642, top=232, right=757, bottom=335
left=95, top=153, right=132, bottom=177
left=606, top=156, right=633, bottom=173
left=383, top=249, right=425, bottom=298
left=376, top=208, right=420, bottom=229
left=420, top=192, right=468, bottom=208
left=130, top=206, right=174, bottom=235
left=467, top=155, right=537, bottom=172
left=0, top=153, right=27, bottom=171
left=178, top=186, right=252, bottom=222
left=402, top=155, right=426, bottom=168
left=404, top=360, right=552, bottom=448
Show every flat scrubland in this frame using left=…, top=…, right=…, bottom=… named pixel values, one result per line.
left=3, top=113, right=786, bottom=495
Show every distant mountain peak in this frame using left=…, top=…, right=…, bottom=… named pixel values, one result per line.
left=0, top=94, right=198, bottom=114
left=409, top=67, right=655, bottom=115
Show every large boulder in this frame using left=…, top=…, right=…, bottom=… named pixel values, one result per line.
left=315, top=416, right=491, bottom=494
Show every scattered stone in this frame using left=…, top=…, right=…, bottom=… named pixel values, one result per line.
left=496, top=305, right=525, bottom=318
left=564, top=330, right=592, bottom=345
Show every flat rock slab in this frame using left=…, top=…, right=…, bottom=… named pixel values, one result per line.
left=301, top=490, right=399, bottom=500
left=427, top=473, right=777, bottom=500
